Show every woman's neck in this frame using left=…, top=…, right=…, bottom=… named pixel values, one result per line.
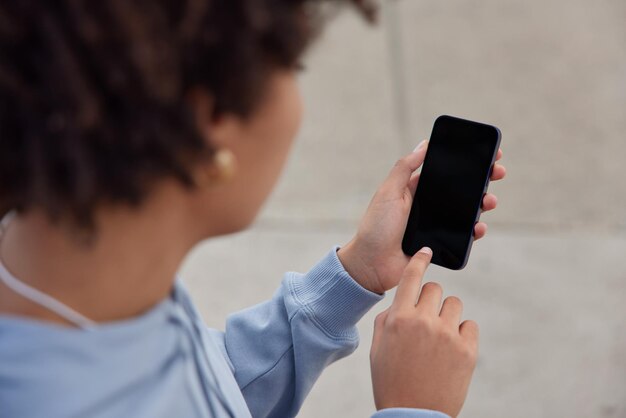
left=0, top=182, right=199, bottom=326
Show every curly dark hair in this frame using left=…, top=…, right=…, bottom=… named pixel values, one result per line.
left=0, top=0, right=376, bottom=227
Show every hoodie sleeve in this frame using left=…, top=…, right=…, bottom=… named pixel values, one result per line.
left=371, top=408, right=450, bottom=418
left=223, top=246, right=381, bottom=417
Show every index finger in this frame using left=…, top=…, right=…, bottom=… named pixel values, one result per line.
left=391, top=247, right=433, bottom=311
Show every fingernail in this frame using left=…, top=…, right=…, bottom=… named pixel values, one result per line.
left=413, top=140, right=427, bottom=153
left=418, top=247, right=432, bottom=255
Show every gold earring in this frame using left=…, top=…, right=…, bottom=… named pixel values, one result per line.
left=195, top=148, right=237, bottom=187
left=213, top=148, right=236, bottom=181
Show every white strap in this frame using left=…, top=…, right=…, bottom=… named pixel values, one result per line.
left=0, top=211, right=97, bottom=330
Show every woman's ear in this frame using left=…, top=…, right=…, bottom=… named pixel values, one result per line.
left=186, top=86, right=243, bottom=148
left=186, top=87, right=241, bottom=187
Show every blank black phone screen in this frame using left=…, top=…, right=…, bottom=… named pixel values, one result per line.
left=402, top=115, right=501, bottom=270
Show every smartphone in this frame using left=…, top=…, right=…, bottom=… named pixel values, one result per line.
left=402, top=115, right=501, bottom=270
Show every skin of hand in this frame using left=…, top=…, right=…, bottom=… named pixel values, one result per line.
left=337, top=140, right=506, bottom=294
left=370, top=248, right=478, bottom=417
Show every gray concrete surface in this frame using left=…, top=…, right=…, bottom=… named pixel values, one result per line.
left=181, top=1, right=626, bottom=417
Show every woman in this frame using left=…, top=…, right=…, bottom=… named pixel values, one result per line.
left=0, top=1, right=505, bottom=417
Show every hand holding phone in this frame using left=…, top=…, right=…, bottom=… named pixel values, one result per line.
left=338, top=116, right=504, bottom=292
left=402, top=115, right=502, bottom=270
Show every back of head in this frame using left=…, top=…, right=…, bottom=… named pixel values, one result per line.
left=0, top=0, right=376, bottom=228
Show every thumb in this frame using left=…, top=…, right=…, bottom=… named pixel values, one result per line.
left=385, top=141, right=428, bottom=193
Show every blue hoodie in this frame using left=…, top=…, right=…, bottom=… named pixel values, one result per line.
left=0, top=247, right=448, bottom=418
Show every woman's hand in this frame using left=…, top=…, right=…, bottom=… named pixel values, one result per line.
left=337, top=140, right=506, bottom=294
left=370, top=248, right=478, bottom=417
